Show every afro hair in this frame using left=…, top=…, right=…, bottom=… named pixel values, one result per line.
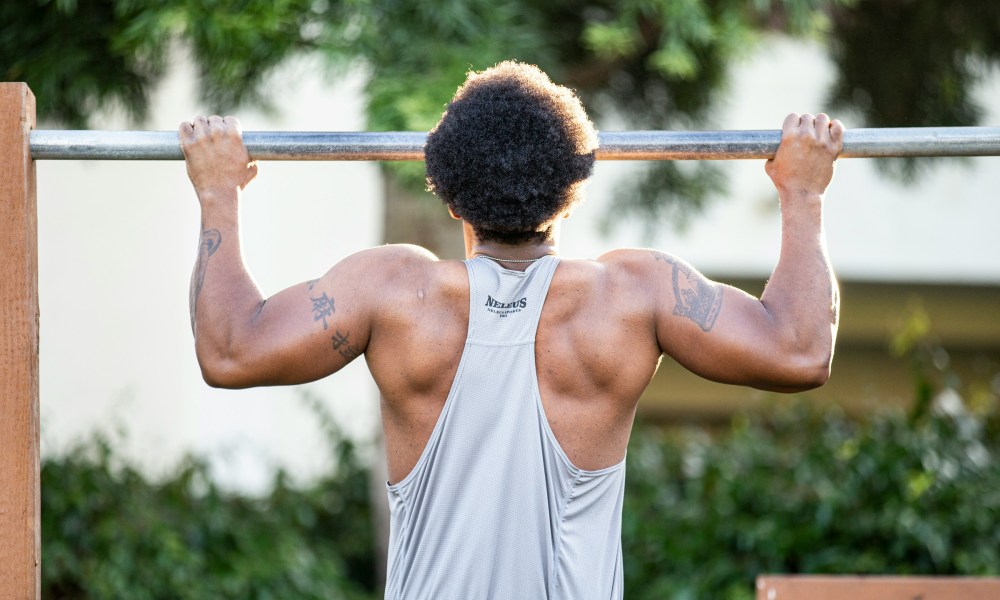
left=425, top=61, right=598, bottom=244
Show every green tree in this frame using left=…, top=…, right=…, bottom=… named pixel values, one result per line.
left=6, top=0, right=998, bottom=225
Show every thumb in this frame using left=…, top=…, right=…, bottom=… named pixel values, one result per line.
left=241, top=161, right=259, bottom=190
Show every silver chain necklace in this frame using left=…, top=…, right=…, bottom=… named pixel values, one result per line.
left=476, top=254, right=549, bottom=264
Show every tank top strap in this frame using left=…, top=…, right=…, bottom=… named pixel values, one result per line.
left=464, top=255, right=560, bottom=345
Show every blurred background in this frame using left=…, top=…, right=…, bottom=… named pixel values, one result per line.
left=3, top=1, right=999, bottom=598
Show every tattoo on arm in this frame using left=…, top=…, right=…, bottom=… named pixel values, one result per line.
left=309, top=281, right=360, bottom=359
left=653, top=252, right=723, bottom=332
left=309, top=290, right=336, bottom=330
left=190, top=229, right=222, bottom=322
left=331, top=330, right=361, bottom=360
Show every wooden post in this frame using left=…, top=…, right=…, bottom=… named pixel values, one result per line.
left=756, top=575, right=1000, bottom=600
left=0, top=83, right=40, bottom=600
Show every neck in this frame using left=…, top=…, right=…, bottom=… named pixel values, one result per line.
left=462, top=221, right=560, bottom=263
left=471, top=241, right=558, bottom=260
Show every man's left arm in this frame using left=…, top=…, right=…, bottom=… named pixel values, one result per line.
left=648, top=113, right=843, bottom=392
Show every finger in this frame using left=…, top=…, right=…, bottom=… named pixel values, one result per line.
left=178, top=122, right=198, bottom=159
left=815, top=113, right=831, bottom=134
left=830, top=119, right=845, bottom=144
left=782, top=113, right=800, bottom=133
left=223, top=115, right=242, bottom=129
left=207, top=115, right=225, bottom=136
left=192, top=115, right=209, bottom=136
left=798, top=113, right=815, bottom=134
left=178, top=120, right=196, bottom=144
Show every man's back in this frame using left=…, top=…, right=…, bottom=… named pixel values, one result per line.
left=368, top=247, right=661, bottom=484
left=381, top=254, right=630, bottom=599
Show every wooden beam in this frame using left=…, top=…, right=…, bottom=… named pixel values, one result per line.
left=0, top=82, right=40, bottom=600
left=756, top=575, right=1000, bottom=600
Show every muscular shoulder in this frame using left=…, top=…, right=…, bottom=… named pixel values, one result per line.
left=332, top=244, right=452, bottom=283
left=595, top=248, right=701, bottom=288
left=345, top=243, right=439, bottom=271
left=572, top=248, right=705, bottom=323
left=593, top=248, right=666, bottom=293
left=343, top=244, right=467, bottom=309
left=543, top=249, right=661, bottom=320
left=595, top=248, right=660, bottom=271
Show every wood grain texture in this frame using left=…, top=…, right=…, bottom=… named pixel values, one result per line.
left=0, top=82, right=40, bottom=600
left=757, top=575, right=1000, bottom=600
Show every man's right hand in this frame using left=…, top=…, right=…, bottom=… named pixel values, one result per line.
left=764, top=112, right=844, bottom=200
left=179, top=115, right=259, bottom=204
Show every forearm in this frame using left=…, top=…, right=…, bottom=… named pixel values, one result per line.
left=760, top=193, right=839, bottom=379
left=189, top=192, right=266, bottom=382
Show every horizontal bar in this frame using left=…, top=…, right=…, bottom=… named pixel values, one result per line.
left=28, top=127, right=1000, bottom=161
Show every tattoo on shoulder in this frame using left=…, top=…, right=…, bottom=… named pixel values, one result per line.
left=652, top=251, right=723, bottom=332
left=331, top=330, right=361, bottom=360
left=190, top=229, right=223, bottom=319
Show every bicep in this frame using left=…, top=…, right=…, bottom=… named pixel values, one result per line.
left=222, top=259, right=376, bottom=387
left=650, top=252, right=798, bottom=390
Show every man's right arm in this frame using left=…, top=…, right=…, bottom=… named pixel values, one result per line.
left=180, top=116, right=426, bottom=388
left=648, top=113, right=843, bottom=392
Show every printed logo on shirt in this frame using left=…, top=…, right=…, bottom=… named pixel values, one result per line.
left=485, top=295, right=527, bottom=317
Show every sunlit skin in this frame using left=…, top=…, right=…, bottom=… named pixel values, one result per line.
left=180, top=112, right=843, bottom=483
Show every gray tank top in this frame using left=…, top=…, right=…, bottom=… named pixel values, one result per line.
left=384, top=255, right=626, bottom=600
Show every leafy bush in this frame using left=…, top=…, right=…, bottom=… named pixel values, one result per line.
left=622, top=401, right=1000, bottom=600
left=41, top=395, right=377, bottom=600
left=43, top=359, right=999, bottom=599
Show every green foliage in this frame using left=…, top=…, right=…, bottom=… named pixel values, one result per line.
left=341, top=0, right=555, bottom=190
left=532, top=0, right=843, bottom=227
left=622, top=321, right=1000, bottom=600
left=1, top=0, right=171, bottom=127
left=43, top=362, right=1000, bottom=599
left=827, top=0, right=1000, bottom=179
left=41, top=395, right=377, bottom=600
left=622, top=404, right=1000, bottom=600
left=7, top=1, right=998, bottom=225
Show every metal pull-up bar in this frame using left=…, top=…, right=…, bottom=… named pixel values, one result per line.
left=28, top=126, right=1000, bottom=161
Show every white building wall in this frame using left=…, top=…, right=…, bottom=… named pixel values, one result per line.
left=36, top=38, right=1000, bottom=491
left=37, top=56, right=384, bottom=492
left=563, top=38, right=1000, bottom=284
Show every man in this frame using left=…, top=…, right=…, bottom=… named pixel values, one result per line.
left=180, top=61, right=842, bottom=599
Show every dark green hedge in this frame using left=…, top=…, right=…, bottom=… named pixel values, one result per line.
left=42, top=396, right=378, bottom=600
left=43, top=391, right=999, bottom=599
left=622, top=403, right=1000, bottom=600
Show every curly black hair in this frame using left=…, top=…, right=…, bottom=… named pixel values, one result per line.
left=425, top=61, right=598, bottom=244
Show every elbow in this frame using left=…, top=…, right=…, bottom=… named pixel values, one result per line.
left=200, top=362, right=245, bottom=389
left=754, top=326, right=834, bottom=392
left=770, top=346, right=833, bottom=392
left=793, top=355, right=832, bottom=390
left=196, top=342, right=256, bottom=389
left=776, top=320, right=836, bottom=391
left=199, top=357, right=247, bottom=389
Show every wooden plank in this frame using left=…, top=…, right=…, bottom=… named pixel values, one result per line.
left=757, top=575, right=1000, bottom=600
left=0, top=82, right=40, bottom=600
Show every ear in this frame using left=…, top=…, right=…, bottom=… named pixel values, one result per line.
left=447, top=206, right=461, bottom=220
